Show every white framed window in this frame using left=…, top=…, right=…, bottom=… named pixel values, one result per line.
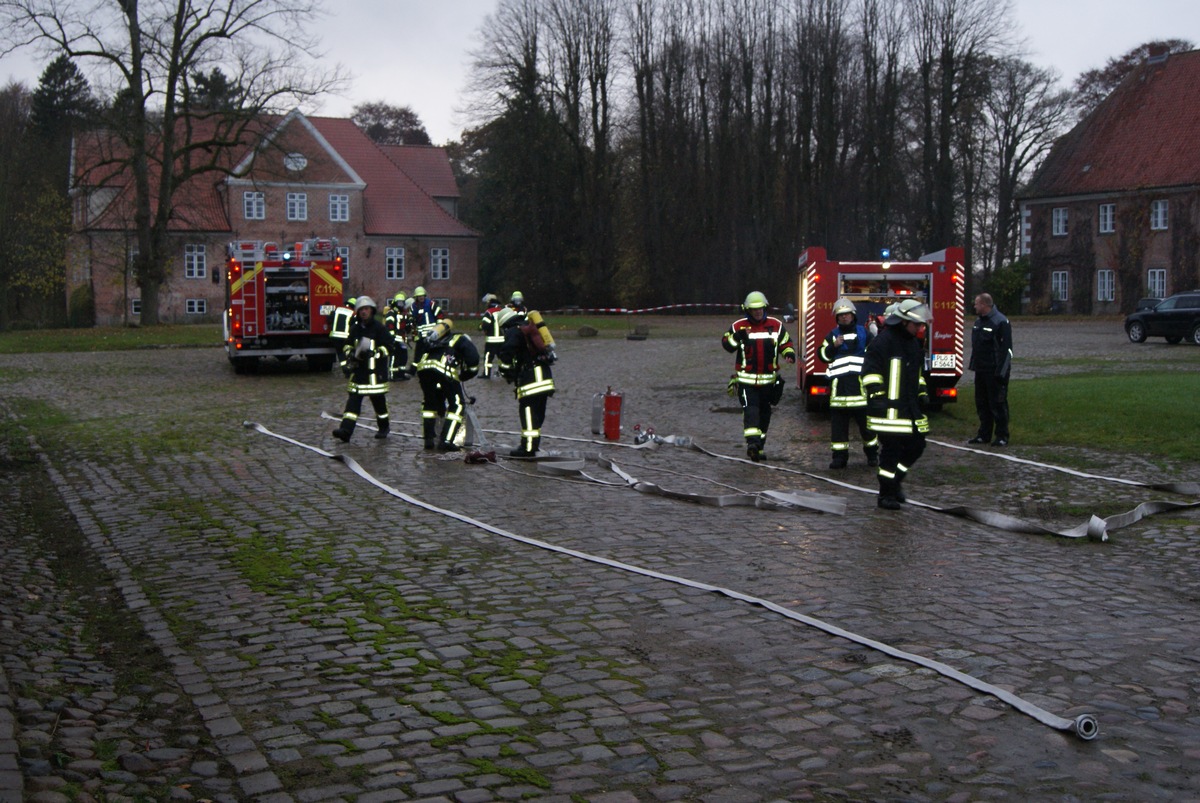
left=1096, top=269, right=1114, bottom=302
left=131, top=298, right=142, bottom=315
left=1051, top=207, right=1068, bottom=237
left=435, top=297, right=451, bottom=312
left=1148, top=268, right=1167, bottom=298
left=1051, top=270, right=1069, bottom=301
left=329, top=194, right=350, bottom=222
left=1150, top=199, right=1169, bottom=230
left=243, top=191, right=265, bottom=220
left=1098, top=203, right=1115, bottom=234
left=184, top=243, right=206, bottom=279
left=430, top=247, right=450, bottom=280
left=337, top=246, right=350, bottom=279
left=385, top=246, right=405, bottom=280
left=185, top=298, right=207, bottom=314
left=286, top=192, right=308, bottom=221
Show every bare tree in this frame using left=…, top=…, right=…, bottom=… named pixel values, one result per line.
left=0, top=0, right=344, bottom=324
left=983, top=56, right=1071, bottom=274
left=907, top=0, right=1009, bottom=254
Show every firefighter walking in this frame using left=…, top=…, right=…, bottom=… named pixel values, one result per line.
left=722, top=291, right=795, bottom=462
left=819, top=298, right=879, bottom=469
left=861, top=299, right=932, bottom=510
left=498, top=306, right=556, bottom=457
left=479, top=293, right=505, bottom=379
left=415, top=320, right=480, bottom=452
left=332, top=296, right=395, bottom=443
left=409, top=286, right=446, bottom=365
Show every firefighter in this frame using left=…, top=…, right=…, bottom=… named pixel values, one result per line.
left=384, top=292, right=410, bottom=380
left=409, top=286, right=445, bottom=364
left=968, top=292, right=1012, bottom=446
left=722, top=291, right=796, bottom=462
left=861, top=298, right=932, bottom=510
left=819, top=298, right=879, bottom=469
left=498, top=306, right=556, bottom=457
left=508, top=291, right=527, bottom=314
left=332, top=296, right=395, bottom=443
left=479, top=293, right=505, bottom=379
left=415, top=319, right=480, bottom=451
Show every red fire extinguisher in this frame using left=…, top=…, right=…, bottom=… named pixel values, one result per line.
left=603, top=386, right=623, bottom=441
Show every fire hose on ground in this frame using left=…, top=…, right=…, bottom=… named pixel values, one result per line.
left=244, top=420, right=1100, bottom=740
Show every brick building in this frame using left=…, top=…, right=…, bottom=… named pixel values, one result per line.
left=69, top=110, right=479, bottom=326
left=1018, top=48, right=1200, bottom=314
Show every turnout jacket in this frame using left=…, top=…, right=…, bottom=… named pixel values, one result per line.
left=480, top=303, right=507, bottom=346
left=969, top=307, right=1013, bottom=379
left=416, top=332, right=480, bottom=382
left=498, top=321, right=555, bottom=399
left=409, top=298, right=446, bottom=340
left=341, top=316, right=395, bottom=395
left=818, top=322, right=871, bottom=408
left=861, top=324, right=929, bottom=435
left=722, top=315, right=795, bottom=385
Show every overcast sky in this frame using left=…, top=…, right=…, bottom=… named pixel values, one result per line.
left=1, top=0, right=1197, bottom=145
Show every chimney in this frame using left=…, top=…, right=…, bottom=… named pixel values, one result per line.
left=1147, top=44, right=1169, bottom=64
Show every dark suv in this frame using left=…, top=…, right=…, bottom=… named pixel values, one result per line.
left=1124, top=291, right=1200, bottom=344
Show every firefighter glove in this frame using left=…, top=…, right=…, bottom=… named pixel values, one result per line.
left=727, top=376, right=738, bottom=396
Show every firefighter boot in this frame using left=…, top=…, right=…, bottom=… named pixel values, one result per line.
left=423, top=420, right=437, bottom=450
left=374, top=420, right=390, bottom=440
left=877, top=478, right=902, bottom=510
left=829, top=451, right=848, bottom=470
left=332, top=420, right=354, bottom=443
left=438, top=424, right=461, bottom=452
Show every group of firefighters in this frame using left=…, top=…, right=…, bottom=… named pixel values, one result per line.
left=329, top=289, right=556, bottom=458
left=724, top=291, right=936, bottom=511
left=327, top=284, right=1002, bottom=513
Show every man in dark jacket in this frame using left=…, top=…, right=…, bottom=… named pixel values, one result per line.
left=861, top=299, right=931, bottom=510
left=332, top=296, right=395, bottom=443
left=968, top=293, right=1013, bottom=447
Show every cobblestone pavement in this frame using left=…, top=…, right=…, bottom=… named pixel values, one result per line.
left=2, top=317, right=1200, bottom=802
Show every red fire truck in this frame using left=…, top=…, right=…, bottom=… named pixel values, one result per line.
left=223, top=238, right=344, bottom=374
left=796, top=246, right=966, bottom=411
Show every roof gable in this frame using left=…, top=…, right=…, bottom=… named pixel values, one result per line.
left=309, top=117, right=476, bottom=238
left=231, top=109, right=364, bottom=186
left=1023, top=49, right=1200, bottom=199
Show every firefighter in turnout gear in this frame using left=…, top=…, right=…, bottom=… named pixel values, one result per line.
left=479, top=293, right=505, bottom=379
left=384, top=292, right=410, bottom=380
left=861, top=299, right=932, bottom=510
left=332, top=296, right=395, bottom=443
left=722, top=291, right=796, bottom=461
left=819, top=298, right=879, bottom=469
left=409, top=286, right=446, bottom=364
left=498, top=306, right=556, bottom=457
left=415, top=320, right=480, bottom=452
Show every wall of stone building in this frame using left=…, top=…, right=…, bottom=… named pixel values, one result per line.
left=69, top=230, right=480, bottom=326
left=1024, top=190, right=1200, bottom=314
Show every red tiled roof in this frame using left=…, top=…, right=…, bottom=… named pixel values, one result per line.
left=308, top=117, right=476, bottom=238
left=74, top=112, right=475, bottom=238
left=380, top=144, right=460, bottom=199
left=1022, top=50, right=1200, bottom=200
